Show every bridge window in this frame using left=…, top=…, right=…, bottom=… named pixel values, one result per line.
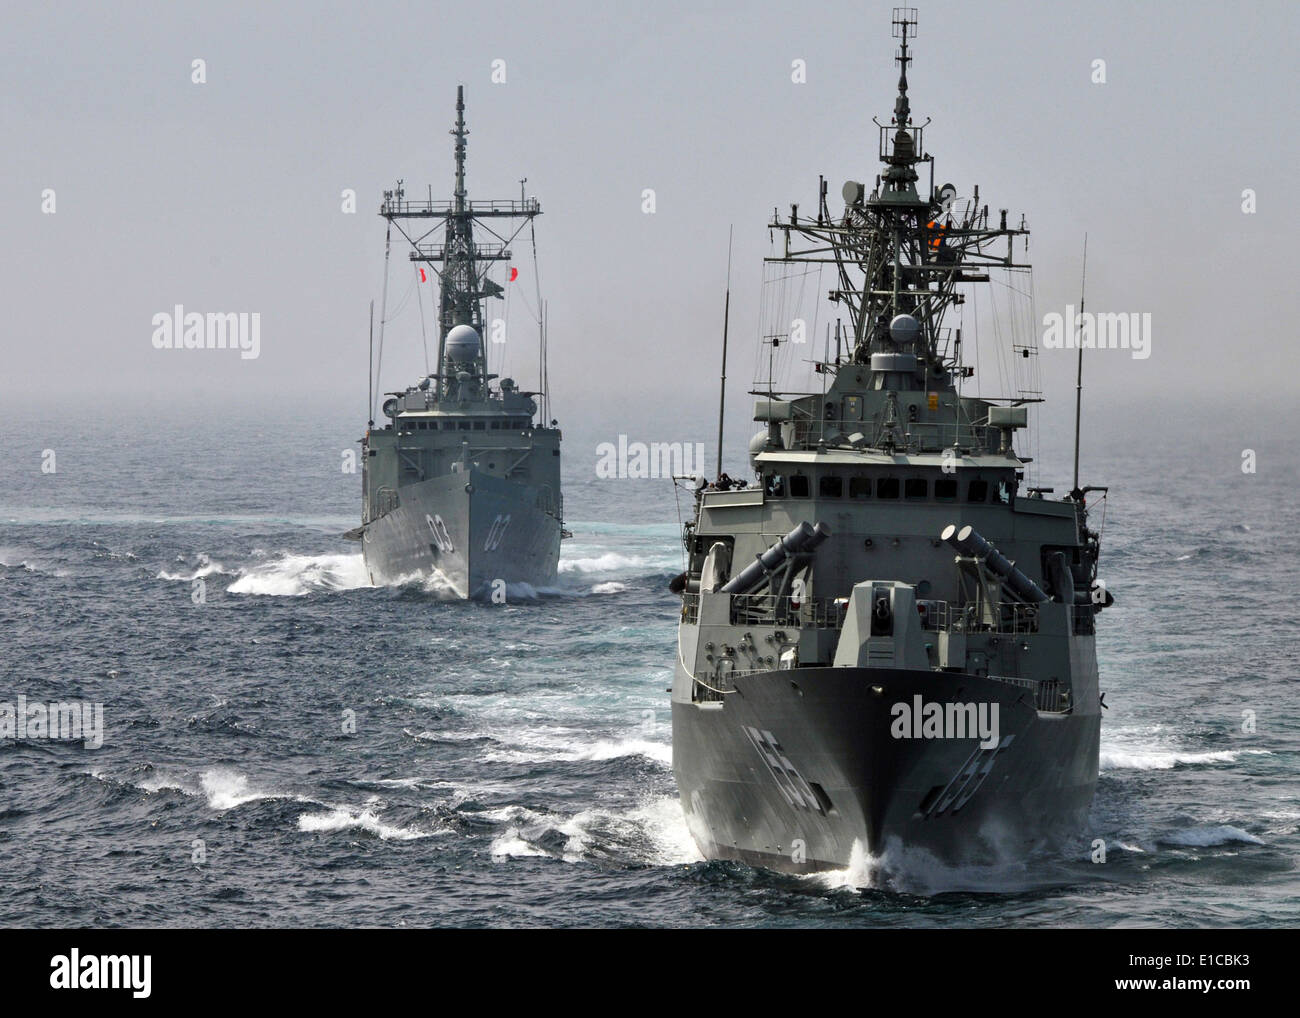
left=905, top=478, right=928, bottom=499
left=935, top=478, right=958, bottom=501
left=877, top=477, right=900, bottom=499
left=473, top=422, right=485, bottom=430
left=788, top=474, right=810, bottom=498
left=819, top=475, right=843, bottom=498
left=967, top=479, right=989, bottom=502
left=849, top=476, right=871, bottom=499
left=764, top=474, right=785, bottom=497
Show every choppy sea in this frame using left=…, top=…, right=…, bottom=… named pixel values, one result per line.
left=1, top=399, right=1295, bottom=927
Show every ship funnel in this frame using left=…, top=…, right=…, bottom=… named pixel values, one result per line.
left=941, top=524, right=1048, bottom=603
left=720, top=521, right=832, bottom=595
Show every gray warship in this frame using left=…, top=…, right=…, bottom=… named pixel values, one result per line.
left=670, top=9, right=1110, bottom=874
left=350, top=87, right=563, bottom=598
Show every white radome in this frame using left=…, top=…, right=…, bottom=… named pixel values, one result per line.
left=888, top=313, right=922, bottom=346
left=445, top=324, right=482, bottom=363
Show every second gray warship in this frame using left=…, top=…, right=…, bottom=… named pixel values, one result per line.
left=670, top=9, right=1110, bottom=874
left=350, top=88, right=563, bottom=598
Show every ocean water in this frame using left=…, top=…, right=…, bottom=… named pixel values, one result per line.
left=0, top=399, right=1296, bottom=927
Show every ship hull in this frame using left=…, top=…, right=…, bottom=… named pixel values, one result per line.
left=361, top=468, right=560, bottom=598
left=672, top=663, right=1099, bottom=874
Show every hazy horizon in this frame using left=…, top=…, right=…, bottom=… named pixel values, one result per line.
left=4, top=0, right=1297, bottom=451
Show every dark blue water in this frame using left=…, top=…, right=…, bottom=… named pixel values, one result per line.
left=1, top=399, right=1296, bottom=926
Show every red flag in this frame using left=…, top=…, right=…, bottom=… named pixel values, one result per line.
left=419, top=268, right=427, bottom=282
left=509, top=267, right=518, bottom=282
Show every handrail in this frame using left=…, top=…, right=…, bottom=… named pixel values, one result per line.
left=682, top=591, right=1047, bottom=635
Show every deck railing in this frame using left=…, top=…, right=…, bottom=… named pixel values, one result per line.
left=680, top=591, right=1046, bottom=636
left=988, top=674, right=1070, bottom=713
left=915, top=599, right=1041, bottom=635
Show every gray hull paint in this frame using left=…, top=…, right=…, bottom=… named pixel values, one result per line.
left=672, top=661, right=1100, bottom=873
left=361, top=468, right=560, bottom=598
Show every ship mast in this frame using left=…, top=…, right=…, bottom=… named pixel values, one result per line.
left=766, top=7, right=1031, bottom=401
left=379, top=87, right=542, bottom=405
left=444, top=83, right=479, bottom=352
left=1071, top=234, right=1088, bottom=497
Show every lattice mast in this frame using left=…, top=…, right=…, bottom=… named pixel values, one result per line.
left=768, top=8, right=1031, bottom=395
left=379, top=86, right=542, bottom=403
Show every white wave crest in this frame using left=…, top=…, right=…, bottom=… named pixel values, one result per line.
left=559, top=551, right=657, bottom=574
left=489, top=829, right=554, bottom=860
left=485, top=795, right=701, bottom=866
left=577, top=738, right=673, bottom=765
left=198, top=767, right=281, bottom=810
left=157, top=553, right=231, bottom=582
left=101, top=766, right=303, bottom=812
left=0, top=547, right=68, bottom=576
left=384, top=567, right=465, bottom=599
left=808, top=839, right=879, bottom=890
left=1099, top=747, right=1269, bottom=771
left=1160, top=824, right=1264, bottom=848
left=481, top=734, right=671, bottom=766
left=227, top=552, right=371, bottom=596
left=296, top=807, right=436, bottom=841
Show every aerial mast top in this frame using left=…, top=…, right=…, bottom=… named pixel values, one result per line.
left=892, top=7, right=915, bottom=130
left=452, top=85, right=468, bottom=214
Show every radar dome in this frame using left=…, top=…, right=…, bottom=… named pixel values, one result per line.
left=889, top=313, right=922, bottom=346
left=445, top=324, right=482, bottom=364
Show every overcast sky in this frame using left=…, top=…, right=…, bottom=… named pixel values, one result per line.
left=3, top=0, right=1296, bottom=448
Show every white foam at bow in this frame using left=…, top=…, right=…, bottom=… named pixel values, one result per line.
left=227, top=552, right=371, bottom=596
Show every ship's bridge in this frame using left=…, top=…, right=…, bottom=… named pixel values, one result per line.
left=395, top=410, right=537, bottom=435
left=748, top=449, right=1023, bottom=506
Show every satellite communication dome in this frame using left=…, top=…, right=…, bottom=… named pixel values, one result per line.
left=889, top=313, right=922, bottom=346
left=445, top=324, right=482, bottom=364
